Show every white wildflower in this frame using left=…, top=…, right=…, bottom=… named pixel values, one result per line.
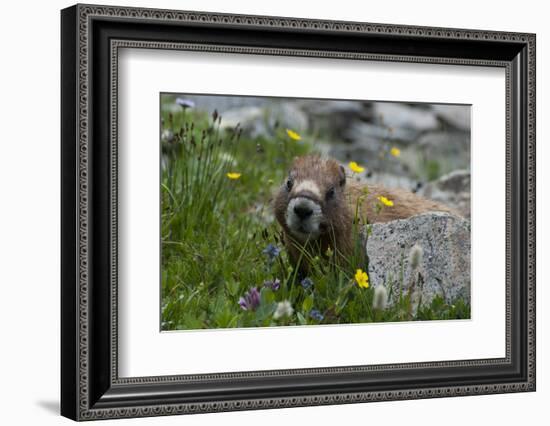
left=161, top=129, right=174, bottom=143
left=409, top=290, right=421, bottom=308
left=273, top=300, right=294, bottom=319
left=409, top=244, right=424, bottom=271
left=219, top=152, right=238, bottom=167
left=373, top=285, right=388, bottom=311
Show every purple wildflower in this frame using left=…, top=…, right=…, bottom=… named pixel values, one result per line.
left=263, top=278, right=281, bottom=291
left=262, top=244, right=281, bottom=262
left=238, top=287, right=261, bottom=311
left=175, top=97, right=195, bottom=109
left=309, top=309, right=324, bottom=322
left=300, top=277, right=313, bottom=290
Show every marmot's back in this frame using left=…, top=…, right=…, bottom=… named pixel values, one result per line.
left=345, top=180, right=456, bottom=224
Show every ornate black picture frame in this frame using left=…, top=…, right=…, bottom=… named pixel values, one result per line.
left=61, top=4, right=536, bottom=421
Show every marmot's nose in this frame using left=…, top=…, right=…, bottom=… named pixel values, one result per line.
left=294, top=205, right=313, bottom=220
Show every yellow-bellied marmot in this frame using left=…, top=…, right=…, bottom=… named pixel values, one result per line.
left=273, top=155, right=455, bottom=272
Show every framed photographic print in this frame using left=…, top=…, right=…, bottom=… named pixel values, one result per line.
left=61, top=4, right=536, bottom=421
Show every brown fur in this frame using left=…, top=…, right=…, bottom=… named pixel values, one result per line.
left=273, top=155, right=456, bottom=272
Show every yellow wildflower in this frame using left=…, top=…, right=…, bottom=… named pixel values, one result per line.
left=355, top=269, right=369, bottom=289
left=226, top=172, right=242, bottom=180
left=390, top=147, right=401, bottom=157
left=378, top=196, right=394, bottom=207
left=349, top=161, right=365, bottom=173
left=286, top=129, right=302, bottom=141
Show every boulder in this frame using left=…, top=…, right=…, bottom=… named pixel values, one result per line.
left=298, top=99, right=366, bottom=116
left=297, top=100, right=371, bottom=140
left=219, top=106, right=269, bottom=137
left=186, top=94, right=269, bottom=113
left=372, top=102, right=440, bottom=132
left=367, top=212, right=470, bottom=307
left=343, top=121, right=418, bottom=144
left=268, top=102, right=309, bottom=134
left=406, top=130, right=470, bottom=179
left=431, top=104, right=471, bottom=131
left=219, top=103, right=308, bottom=138
left=418, top=170, right=471, bottom=218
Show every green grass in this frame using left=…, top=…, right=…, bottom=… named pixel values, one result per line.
left=160, top=97, right=470, bottom=330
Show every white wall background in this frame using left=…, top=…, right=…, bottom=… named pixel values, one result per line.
left=0, top=0, right=546, bottom=424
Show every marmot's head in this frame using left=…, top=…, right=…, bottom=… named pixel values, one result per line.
left=274, top=155, right=348, bottom=242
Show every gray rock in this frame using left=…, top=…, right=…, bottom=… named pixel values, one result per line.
left=323, top=135, right=382, bottom=160
left=298, top=99, right=366, bottom=116
left=373, top=103, right=439, bottom=132
left=297, top=100, right=371, bottom=140
left=343, top=121, right=418, bottom=143
left=219, top=106, right=268, bottom=137
left=367, top=212, right=470, bottom=308
left=267, top=102, right=309, bottom=134
left=418, top=170, right=471, bottom=218
left=219, top=103, right=308, bottom=138
left=161, top=94, right=270, bottom=115
left=186, top=94, right=269, bottom=113
left=404, top=130, right=470, bottom=179
left=432, top=105, right=471, bottom=131
left=417, top=130, right=469, bottom=151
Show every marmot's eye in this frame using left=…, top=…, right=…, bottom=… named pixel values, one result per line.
left=326, top=187, right=336, bottom=200
left=286, top=179, right=293, bottom=191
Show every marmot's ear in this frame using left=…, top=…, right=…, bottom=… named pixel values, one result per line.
left=338, top=165, right=346, bottom=187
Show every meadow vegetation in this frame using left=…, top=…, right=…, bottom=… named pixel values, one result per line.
left=160, top=96, right=470, bottom=330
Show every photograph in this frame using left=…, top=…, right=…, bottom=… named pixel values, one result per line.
left=160, top=94, right=472, bottom=331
